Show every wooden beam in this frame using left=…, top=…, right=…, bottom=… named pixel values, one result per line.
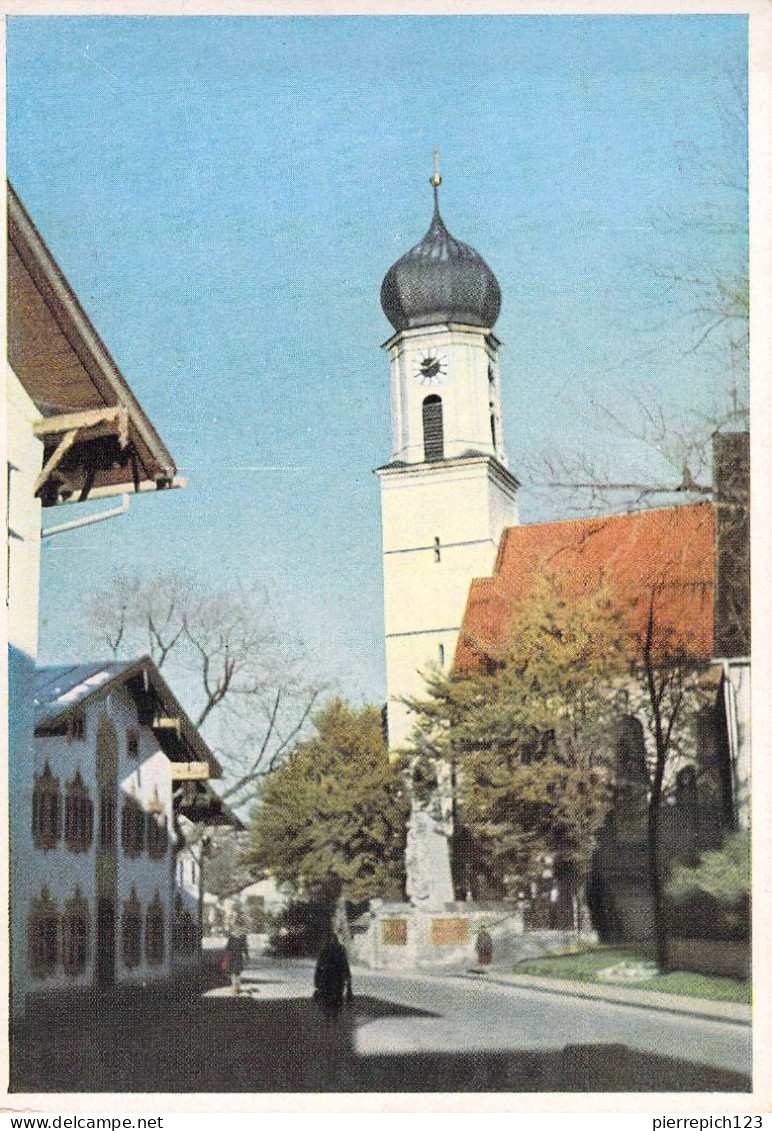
left=69, top=474, right=187, bottom=502
left=153, top=716, right=181, bottom=732
left=170, top=761, right=211, bottom=781
left=33, top=429, right=78, bottom=495
left=34, top=405, right=129, bottom=444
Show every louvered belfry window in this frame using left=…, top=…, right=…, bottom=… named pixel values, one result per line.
left=423, top=395, right=444, bottom=462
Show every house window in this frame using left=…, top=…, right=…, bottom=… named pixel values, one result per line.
left=61, top=888, right=90, bottom=977
left=438, top=643, right=445, bottom=667
left=422, top=395, right=444, bottom=462
left=32, top=763, right=62, bottom=850
left=28, top=887, right=59, bottom=979
left=126, top=729, right=140, bottom=759
left=70, top=713, right=86, bottom=742
left=147, top=791, right=168, bottom=860
left=100, top=791, right=116, bottom=848
left=121, top=888, right=143, bottom=968
left=64, top=769, right=94, bottom=853
left=145, top=892, right=165, bottom=966
left=121, top=795, right=145, bottom=857
left=434, top=537, right=441, bottom=563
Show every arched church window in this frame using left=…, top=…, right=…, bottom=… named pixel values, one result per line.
left=422, top=396, right=444, bottom=462
left=676, top=765, right=698, bottom=811
left=489, top=401, right=497, bottom=448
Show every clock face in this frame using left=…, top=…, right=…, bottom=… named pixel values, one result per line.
left=414, top=351, right=447, bottom=385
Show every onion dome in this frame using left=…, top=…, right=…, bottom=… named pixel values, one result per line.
left=381, top=168, right=501, bottom=333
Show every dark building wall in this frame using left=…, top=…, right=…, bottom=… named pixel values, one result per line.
left=589, top=705, right=732, bottom=944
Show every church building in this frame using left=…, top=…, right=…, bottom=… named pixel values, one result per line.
left=375, top=166, right=749, bottom=942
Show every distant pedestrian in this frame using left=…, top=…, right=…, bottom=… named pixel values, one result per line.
left=313, top=932, right=352, bottom=1014
left=476, top=926, right=492, bottom=966
left=223, top=931, right=249, bottom=994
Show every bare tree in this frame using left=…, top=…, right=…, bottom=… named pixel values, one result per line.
left=625, top=586, right=713, bottom=970
left=653, top=76, right=748, bottom=364
left=525, top=74, right=747, bottom=518
left=523, top=382, right=748, bottom=515
left=86, top=573, right=325, bottom=810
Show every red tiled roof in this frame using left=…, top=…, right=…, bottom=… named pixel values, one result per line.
left=456, top=503, right=716, bottom=670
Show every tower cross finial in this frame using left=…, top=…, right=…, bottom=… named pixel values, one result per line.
left=430, top=148, right=442, bottom=212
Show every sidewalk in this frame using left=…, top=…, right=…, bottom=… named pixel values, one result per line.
left=454, top=965, right=752, bottom=1026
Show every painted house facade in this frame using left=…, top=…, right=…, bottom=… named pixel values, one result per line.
left=23, top=658, right=236, bottom=1008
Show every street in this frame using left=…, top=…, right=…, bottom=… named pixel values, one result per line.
left=11, top=955, right=751, bottom=1093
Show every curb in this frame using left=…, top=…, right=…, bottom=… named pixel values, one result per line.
left=453, top=968, right=752, bottom=1027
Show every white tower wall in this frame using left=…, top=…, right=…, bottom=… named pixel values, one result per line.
left=378, top=324, right=519, bottom=752
left=386, top=324, right=506, bottom=467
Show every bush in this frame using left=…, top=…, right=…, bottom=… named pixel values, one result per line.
left=665, top=831, right=750, bottom=940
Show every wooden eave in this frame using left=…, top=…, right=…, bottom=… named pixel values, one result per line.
left=7, top=182, right=185, bottom=506
left=173, top=780, right=244, bottom=829
left=34, top=656, right=222, bottom=779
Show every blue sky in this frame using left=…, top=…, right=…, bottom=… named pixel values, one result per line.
left=7, top=14, right=747, bottom=707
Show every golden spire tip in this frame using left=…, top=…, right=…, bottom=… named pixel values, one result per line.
left=430, top=147, right=442, bottom=188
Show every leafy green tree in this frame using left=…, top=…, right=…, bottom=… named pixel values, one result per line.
left=243, top=700, right=408, bottom=906
left=405, top=575, right=625, bottom=901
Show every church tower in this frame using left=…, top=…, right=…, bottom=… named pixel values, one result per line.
left=377, top=160, right=520, bottom=753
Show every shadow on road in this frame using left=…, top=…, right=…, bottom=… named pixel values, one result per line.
left=10, top=987, right=751, bottom=1094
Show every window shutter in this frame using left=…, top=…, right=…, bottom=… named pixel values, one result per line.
left=422, top=396, right=444, bottom=462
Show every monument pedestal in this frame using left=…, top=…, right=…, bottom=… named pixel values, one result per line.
left=353, top=900, right=526, bottom=970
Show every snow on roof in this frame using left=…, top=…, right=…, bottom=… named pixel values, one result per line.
left=32, top=661, right=136, bottom=726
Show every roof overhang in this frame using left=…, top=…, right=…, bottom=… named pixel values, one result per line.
left=34, top=656, right=222, bottom=780
left=174, top=780, right=244, bottom=829
left=375, top=451, right=521, bottom=492
left=7, top=182, right=185, bottom=506
left=381, top=322, right=502, bottom=351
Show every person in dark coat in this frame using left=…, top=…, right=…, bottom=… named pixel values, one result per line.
left=314, top=932, right=352, bottom=1013
left=223, top=932, right=249, bottom=994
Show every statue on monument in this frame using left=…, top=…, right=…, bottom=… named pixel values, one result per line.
left=404, top=758, right=455, bottom=909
